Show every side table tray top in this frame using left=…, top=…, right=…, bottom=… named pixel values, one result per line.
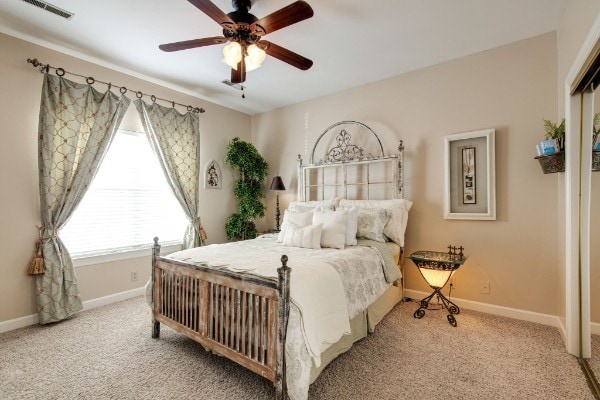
left=408, top=249, right=468, bottom=327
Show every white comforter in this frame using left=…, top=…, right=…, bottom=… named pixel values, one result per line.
left=166, top=237, right=351, bottom=367
left=152, top=235, right=392, bottom=400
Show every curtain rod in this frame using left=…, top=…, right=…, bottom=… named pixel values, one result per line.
left=26, top=58, right=205, bottom=114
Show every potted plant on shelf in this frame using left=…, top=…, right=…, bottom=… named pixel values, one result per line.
left=224, top=137, right=269, bottom=241
left=535, top=118, right=565, bottom=174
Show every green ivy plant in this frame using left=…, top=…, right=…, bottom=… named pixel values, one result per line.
left=224, top=137, right=269, bottom=241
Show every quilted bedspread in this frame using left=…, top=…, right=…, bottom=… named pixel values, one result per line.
left=154, top=235, right=394, bottom=400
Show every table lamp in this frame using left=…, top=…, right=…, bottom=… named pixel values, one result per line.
left=270, top=176, right=286, bottom=231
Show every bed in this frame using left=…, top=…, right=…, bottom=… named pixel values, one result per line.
left=149, top=121, right=411, bottom=400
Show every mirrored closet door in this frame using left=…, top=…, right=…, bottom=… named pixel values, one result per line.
left=567, top=21, right=600, bottom=396
left=589, top=89, right=599, bottom=385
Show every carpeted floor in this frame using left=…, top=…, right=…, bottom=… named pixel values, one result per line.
left=591, top=334, right=600, bottom=384
left=0, top=296, right=595, bottom=400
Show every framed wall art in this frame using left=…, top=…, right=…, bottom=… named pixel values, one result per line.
left=204, top=159, right=222, bottom=189
left=444, top=128, right=496, bottom=220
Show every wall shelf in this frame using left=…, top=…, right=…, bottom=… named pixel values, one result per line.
left=536, top=151, right=600, bottom=173
left=535, top=152, right=565, bottom=174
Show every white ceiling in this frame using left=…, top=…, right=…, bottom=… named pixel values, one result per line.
left=0, top=0, right=566, bottom=115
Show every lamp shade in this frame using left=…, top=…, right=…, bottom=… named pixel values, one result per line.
left=419, top=269, right=455, bottom=289
left=222, top=42, right=242, bottom=69
left=270, top=176, right=286, bottom=191
left=245, top=44, right=267, bottom=72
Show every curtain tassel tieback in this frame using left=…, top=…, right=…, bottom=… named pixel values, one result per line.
left=27, top=239, right=45, bottom=276
left=195, top=218, right=208, bottom=242
left=27, top=226, right=59, bottom=276
left=38, top=225, right=59, bottom=241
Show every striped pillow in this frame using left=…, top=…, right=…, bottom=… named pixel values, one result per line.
left=283, top=222, right=323, bottom=249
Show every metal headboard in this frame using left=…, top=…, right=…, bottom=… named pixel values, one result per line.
left=298, top=121, right=404, bottom=201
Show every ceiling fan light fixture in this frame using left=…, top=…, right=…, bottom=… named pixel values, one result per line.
left=222, top=41, right=242, bottom=69
left=161, top=0, right=314, bottom=84
left=245, top=44, right=266, bottom=71
left=247, top=44, right=266, bottom=63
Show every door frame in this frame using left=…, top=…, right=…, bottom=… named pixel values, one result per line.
left=564, top=13, right=600, bottom=358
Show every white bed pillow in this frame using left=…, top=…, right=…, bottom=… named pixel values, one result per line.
left=338, top=199, right=413, bottom=246
left=287, top=204, right=326, bottom=213
left=288, top=197, right=341, bottom=212
left=283, top=222, right=323, bottom=249
left=277, top=209, right=314, bottom=242
left=337, top=206, right=359, bottom=246
left=312, top=209, right=348, bottom=249
left=355, top=207, right=390, bottom=243
left=282, top=222, right=322, bottom=249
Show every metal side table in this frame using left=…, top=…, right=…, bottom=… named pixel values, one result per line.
left=408, top=249, right=467, bottom=327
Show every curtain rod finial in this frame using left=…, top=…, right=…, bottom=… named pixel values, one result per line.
left=27, top=58, right=39, bottom=67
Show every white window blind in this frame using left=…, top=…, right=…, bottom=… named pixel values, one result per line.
left=61, top=129, right=189, bottom=259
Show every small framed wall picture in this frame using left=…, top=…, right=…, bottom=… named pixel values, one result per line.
left=444, top=128, right=496, bottom=220
left=204, top=160, right=222, bottom=189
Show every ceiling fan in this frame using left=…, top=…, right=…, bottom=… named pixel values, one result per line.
left=159, top=0, right=314, bottom=84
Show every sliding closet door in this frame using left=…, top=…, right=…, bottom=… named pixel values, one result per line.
left=565, top=14, right=600, bottom=395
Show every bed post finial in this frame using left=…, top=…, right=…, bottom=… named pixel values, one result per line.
left=152, top=237, right=161, bottom=259
left=151, top=237, right=161, bottom=339
left=275, top=254, right=291, bottom=399
left=398, top=140, right=404, bottom=152
left=297, top=155, right=304, bottom=202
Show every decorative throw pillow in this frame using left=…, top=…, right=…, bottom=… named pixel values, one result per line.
left=277, top=209, right=314, bottom=242
left=337, top=206, right=359, bottom=246
left=355, top=207, right=390, bottom=242
left=338, top=199, right=413, bottom=246
left=282, top=222, right=322, bottom=249
left=312, top=209, right=348, bottom=249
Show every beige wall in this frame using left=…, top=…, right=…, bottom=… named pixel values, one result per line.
left=252, top=33, right=560, bottom=315
left=0, top=32, right=250, bottom=323
left=557, top=0, right=600, bottom=119
left=556, top=1, right=600, bottom=327
left=3, top=4, right=599, bottom=327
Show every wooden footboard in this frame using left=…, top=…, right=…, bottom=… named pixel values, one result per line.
left=151, top=238, right=290, bottom=400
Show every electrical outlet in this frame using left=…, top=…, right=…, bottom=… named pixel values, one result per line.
left=131, top=271, right=138, bottom=282
left=481, top=280, right=490, bottom=294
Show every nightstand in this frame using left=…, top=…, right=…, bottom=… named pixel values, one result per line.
left=408, top=248, right=468, bottom=327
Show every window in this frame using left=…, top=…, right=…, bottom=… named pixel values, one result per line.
left=61, top=129, right=189, bottom=259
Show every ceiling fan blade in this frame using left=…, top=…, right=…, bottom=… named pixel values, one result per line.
left=187, top=0, right=236, bottom=29
left=252, top=1, right=313, bottom=35
left=261, top=41, right=313, bottom=70
left=231, top=61, right=247, bottom=84
left=159, top=37, right=226, bottom=52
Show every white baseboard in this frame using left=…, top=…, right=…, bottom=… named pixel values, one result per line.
left=0, top=312, right=39, bottom=334
left=0, top=286, right=145, bottom=334
left=403, top=289, right=561, bottom=328
left=83, top=287, right=145, bottom=310
left=3, top=287, right=598, bottom=337
left=592, top=321, right=600, bottom=336
left=557, top=317, right=568, bottom=345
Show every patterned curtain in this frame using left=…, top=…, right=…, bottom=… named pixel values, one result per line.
left=134, top=100, right=201, bottom=249
left=35, top=74, right=130, bottom=324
